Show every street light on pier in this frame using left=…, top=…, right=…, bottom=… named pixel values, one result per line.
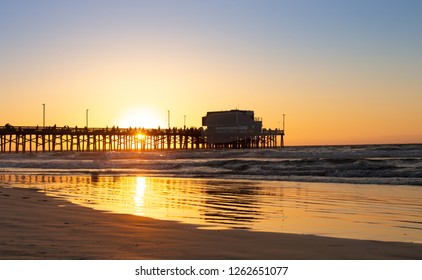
left=184, top=115, right=186, bottom=129
left=42, top=104, right=45, bottom=129
left=86, top=109, right=89, bottom=128
left=168, top=110, right=170, bottom=129
left=282, top=114, right=285, bottom=132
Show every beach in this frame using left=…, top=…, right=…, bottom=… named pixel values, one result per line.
left=1, top=185, right=422, bottom=260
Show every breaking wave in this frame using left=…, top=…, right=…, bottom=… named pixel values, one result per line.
left=1, top=144, right=421, bottom=186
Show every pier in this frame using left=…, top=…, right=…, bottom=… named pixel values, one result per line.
left=0, top=125, right=284, bottom=153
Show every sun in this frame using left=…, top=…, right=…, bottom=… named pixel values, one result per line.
left=136, top=133, right=146, bottom=140
left=117, top=108, right=164, bottom=128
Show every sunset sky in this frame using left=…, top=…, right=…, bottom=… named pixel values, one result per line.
left=1, top=0, right=421, bottom=145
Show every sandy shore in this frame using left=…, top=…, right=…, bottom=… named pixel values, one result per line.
left=1, top=186, right=421, bottom=260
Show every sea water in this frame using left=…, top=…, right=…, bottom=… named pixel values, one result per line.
left=1, top=144, right=422, bottom=243
left=1, top=144, right=422, bottom=185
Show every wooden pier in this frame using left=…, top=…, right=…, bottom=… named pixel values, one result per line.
left=0, top=125, right=284, bottom=153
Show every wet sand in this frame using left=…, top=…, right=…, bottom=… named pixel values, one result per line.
left=1, top=186, right=421, bottom=260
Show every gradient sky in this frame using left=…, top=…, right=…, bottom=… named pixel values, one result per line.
left=1, top=0, right=421, bottom=145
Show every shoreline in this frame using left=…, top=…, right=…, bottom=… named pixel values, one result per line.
left=1, top=186, right=422, bottom=260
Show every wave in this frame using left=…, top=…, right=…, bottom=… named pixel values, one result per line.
left=1, top=144, right=422, bottom=186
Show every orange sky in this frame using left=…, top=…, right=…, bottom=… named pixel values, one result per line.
left=1, top=1, right=421, bottom=145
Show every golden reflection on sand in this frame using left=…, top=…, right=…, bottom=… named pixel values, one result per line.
left=1, top=174, right=422, bottom=243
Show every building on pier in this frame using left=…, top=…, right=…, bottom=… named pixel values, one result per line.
left=202, top=109, right=283, bottom=148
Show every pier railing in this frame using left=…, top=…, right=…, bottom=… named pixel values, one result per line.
left=0, top=125, right=284, bottom=153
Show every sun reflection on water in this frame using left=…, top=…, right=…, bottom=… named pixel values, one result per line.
left=134, top=177, right=146, bottom=216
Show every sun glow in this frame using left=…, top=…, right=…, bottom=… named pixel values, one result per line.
left=117, top=108, right=164, bottom=128
left=136, top=133, right=146, bottom=140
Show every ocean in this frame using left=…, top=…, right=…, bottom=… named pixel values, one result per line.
left=1, top=144, right=422, bottom=243
left=1, top=144, right=422, bottom=185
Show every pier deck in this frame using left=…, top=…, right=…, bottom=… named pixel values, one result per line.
left=0, top=126, right=284, bottom=153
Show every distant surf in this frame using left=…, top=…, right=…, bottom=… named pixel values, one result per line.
left=1, top=144, right=421, bottom=186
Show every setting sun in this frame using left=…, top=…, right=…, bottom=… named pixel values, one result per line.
left=117, top=107, right=165, bottom=129
left=136, top=133, right=146, bottom=140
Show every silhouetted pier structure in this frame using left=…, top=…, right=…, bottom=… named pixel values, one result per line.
left=0, top=125, right=284, bottom=153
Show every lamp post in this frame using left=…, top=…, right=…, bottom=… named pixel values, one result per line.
left=86, top=109, right=89, bottom=128
left=168, top=110, right=170, bottom=129
left=282, top=114, right=285, bottom=132
left=42, top=104, right=45, bottom=129
left=184, top=115, right=186, bottom=129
